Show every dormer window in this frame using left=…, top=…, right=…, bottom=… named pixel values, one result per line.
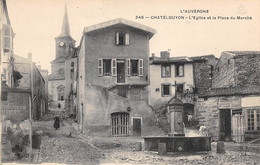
left=116, top=32, right=129, bottom=46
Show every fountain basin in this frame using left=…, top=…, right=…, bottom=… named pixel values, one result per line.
left=144, top=136, right=211, bottom=152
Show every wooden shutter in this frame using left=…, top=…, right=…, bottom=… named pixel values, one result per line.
left=98, top=58, right=103, bottom=76
left=127, top=59, right=130, bottom=76
left=139, top=59, right=143, bottom=76
left=179, top=65, right=184, bottom=76
left=112, top=59, right=117, bottom=76
left=116, top=32, right=120, bottom=45
left=3, top=24, right=12, bottom=50
left=125, top=34, right=129, bottom=45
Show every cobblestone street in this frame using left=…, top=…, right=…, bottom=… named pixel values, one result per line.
left=24, top=111, right=260, bottom=165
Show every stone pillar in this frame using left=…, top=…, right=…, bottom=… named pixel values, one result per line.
left=168, top=98, right=185, bottom=136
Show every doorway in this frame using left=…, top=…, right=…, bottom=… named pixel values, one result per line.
left=117, top=62, right=125, bottom=83
left=111, top=112, right=129, bottom=137
left=219, top=109, right=232, bottom=141
left=133, top=118, right=141, bottom=136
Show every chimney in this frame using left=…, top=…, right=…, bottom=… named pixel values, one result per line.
left=28, top=52, right=32, bottom=61
left=151, top=53, right=155, bottom=58
left=160, top=51, right=170, bottom=59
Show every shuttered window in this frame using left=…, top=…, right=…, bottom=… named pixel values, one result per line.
left=127, top=59, right=130, bottom=76
left=112, top=59, right=117, bottom=76
left=125, top=34, right=129, bottom=45
left=3, top=24, right=12, bottom=50
left=115, top=32, right=129, bottom=46
left=139, top=59, right=143, bottom=76
left=98, top=58, right=103, bottom=76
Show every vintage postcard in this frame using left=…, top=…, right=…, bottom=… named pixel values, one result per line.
left=1, top=0, right=260, bottom=164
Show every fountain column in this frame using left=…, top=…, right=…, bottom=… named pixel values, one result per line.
left=168, top=98, right=185, bottom=136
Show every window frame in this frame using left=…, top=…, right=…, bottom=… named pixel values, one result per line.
left=175, top=64, right=185, bottom=77
left=176, top=83, right=184, bottom=93
left=161, top=64, right=171, bottom=78
left=161, top=83, right=171, bottom=97
left=130, top=59, right=139, bottom=76
left=103, top=59, right=112, bottom=76
left=116, top=32, right=130, bottom=46
left=246, top=109, right=260, bottom=131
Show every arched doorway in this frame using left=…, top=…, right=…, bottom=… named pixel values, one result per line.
left=111, top=112, right=129, bottom=137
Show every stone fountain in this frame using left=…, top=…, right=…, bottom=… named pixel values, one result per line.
left=144, top=98, right=211, bottom=153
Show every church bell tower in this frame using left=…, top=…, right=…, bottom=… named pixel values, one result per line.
left=55, top=4, right=75, bottom=59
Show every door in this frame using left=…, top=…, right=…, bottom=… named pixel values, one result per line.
left=133, top=118, right=141, bottom=136
left=219, top=109, right=232, bottom=141
left=232, top=114, right=244, bottom=143
left=117, top=62, right=125, bottom=83
left=111, top=113, right=129, bottom=137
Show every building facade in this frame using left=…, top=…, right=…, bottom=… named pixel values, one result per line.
left=48, top=5, right=76, bottom=111
left=197, top=51, right=260, bottom=142
left=76, top=18, right=165, bottom=137
left=1, top=0, right=47, bottom=160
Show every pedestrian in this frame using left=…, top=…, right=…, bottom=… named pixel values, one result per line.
left=53, top=115, right=60, bottom=130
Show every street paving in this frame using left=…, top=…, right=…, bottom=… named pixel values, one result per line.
left=26, top=111, right=260, bottom=164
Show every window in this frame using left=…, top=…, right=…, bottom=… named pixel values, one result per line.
left=71, top=62, right=74, bottom=67
left=175, top=64, right=184, bottom=77
left=116, top=32, right=129, bottom=46
left=176, top=84, right=184, bottom=93
left=3, top=24, right=12, bottom=50
left=247, top=109, right=260, bottom=131
left=162, top=84, right=171, bottom=96
left=103, top=59, right=112, bottom=76
left=161, top=64, right=171, bottom=78
left=131, top=60, right=139, bottom=76
left=98, top=59, right=117, bottom=76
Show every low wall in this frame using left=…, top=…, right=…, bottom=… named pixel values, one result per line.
left=1, top=90, right=32, bottom=160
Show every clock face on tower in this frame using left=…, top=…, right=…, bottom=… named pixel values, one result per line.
left=59, top=42, right=65, bottom=47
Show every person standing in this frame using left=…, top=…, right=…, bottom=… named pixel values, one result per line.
left=53, top=115, right=60, bottom=130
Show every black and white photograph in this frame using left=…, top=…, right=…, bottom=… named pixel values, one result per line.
left=1, top=0, right=260, bottom=164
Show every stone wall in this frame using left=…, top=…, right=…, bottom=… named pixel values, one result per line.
left=212, top=52, right=236, bottom=88
left=235, top=54, right=260, bottom=86
left=1, top=91, right=31, bottom=159
left=193, top=55, right=217, bottom=94
left=196, top=95, right=242, bottom=141
left=196, top=97, right=219, bottom=141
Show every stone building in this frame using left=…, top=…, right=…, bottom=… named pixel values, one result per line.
left=149, top=52, right=195, bottom=126
left=149, top=53, right=218, bottom=129
left=1, top=0, right=47, bottom=159
left=48, top=5, right=76, bottom=111
left=197, top=51, right=260, bottom=142
left=76, top=18, right=164, bottom=137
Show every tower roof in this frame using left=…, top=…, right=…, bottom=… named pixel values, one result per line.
left=58, top=4, right=71, bottom=37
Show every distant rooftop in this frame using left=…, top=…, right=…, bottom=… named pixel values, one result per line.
left=199, top=85, right=260, bottom=97
left=223, top=51, right=260, bottom=58
left=83, top=18, right=156, bottom=38
left=150, top=56, right=193, bottom=64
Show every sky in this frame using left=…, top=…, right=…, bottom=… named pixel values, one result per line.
left=6, top=0, right=260, bottom=72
